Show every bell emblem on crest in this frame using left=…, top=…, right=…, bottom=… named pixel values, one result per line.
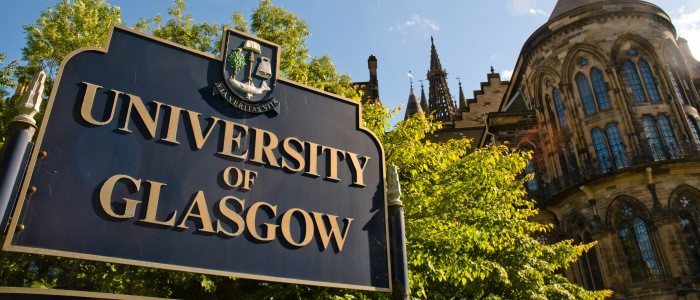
left=256, top=57, right=272, bottom=79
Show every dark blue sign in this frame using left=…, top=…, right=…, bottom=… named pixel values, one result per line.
left=4, top=26, right=390, bottom=291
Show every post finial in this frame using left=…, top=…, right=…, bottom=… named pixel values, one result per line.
left=387, top=164, right=403, bottom=206
left=13, top=71, right=46, bottom=126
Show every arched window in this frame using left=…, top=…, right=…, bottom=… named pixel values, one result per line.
left=623, top=59, right=662, bottom=103
left=615, top=203, right=662, bottom=281
left=591, top=128, right=612, bottom=173
left=642, top=116, right=667, bottom=161
left=657, top=115, right=679, bottom=159
left=671, top=191, right=700, bottom=273
left=553, top=89, right=567, bottom=128
left=568, top=215, right=605, bottom=290
left=591, top=68, right=612, bottom=111
left=606, top=123, right=629, bottom=168
left=667, top=66, right=686, bottom=105
left=623, top=60, right=647, bottom=103
left=577, top=73, right=597, bottom=116
left=591, top=123, right=629, bottom=173
left=639, top=60, right=662, bottom=102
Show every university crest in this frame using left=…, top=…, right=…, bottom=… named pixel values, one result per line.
left=214, top=29, right=280, bottom=114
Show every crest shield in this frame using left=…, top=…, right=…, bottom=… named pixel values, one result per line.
left=215, top=29, right=280, bottom=114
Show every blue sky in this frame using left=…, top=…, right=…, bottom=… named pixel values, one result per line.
left=1, top=0, right=699, bottom=123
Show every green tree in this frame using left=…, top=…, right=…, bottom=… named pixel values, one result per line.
left=362, top=102, right=611, bottom=299
left=0, top=54, right=20, bottom=147
left=21, top=0, right=122, bottom=79
left=133, top=0, right=221, bottom=55
left=0, top=54, right=18, bottom=100
left=250, top=0, right=309, bottom=81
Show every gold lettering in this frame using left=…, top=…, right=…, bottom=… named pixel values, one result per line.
left=245, top=202, right=278, bottom=242
left=160, top=104, right=184, bottom=144
left=347, top=152, right=371, bottom=187
left=118, top=93, right=163, bottom=139
left=280, top=208, right=314, bottom=247
left=243, top=169, right=257, bottom=191
left=139, top=180, right=176, bottom=227
left=79, top=82, right=120, bottom=126
left=216, top=196, right=245, bottom=237
left=305, top=142, right=321, bottom=177
left=251, top=128, right=280, bottom=168
left=99, top=174, right=141, bottom=219
left=176, top=191, right=215, bottom=233
left=312, top=212, right=353, bottom=252
left=222, top=166, right=243, bottom=188
left=280, top=137, right=305, bottom=172
left=218, top=120, right=248, bottom=160
left=321, top=146, right=345, bottom=181
left=185, top=110, right=220, bottom=150
left=222, top=167, right=257, bottom=191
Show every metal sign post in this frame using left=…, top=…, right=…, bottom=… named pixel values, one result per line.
left=0, top=71, right=45, bottom=231
left=387, top=164, right=410, bottom=299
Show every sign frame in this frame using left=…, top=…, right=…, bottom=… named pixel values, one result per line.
left=2, top=24, right=391, bottom=293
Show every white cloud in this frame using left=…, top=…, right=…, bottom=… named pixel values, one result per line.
left=502, top=70, right=514, bottom=80
left=529, top=8, right=546, bottom=16
left=388, top=15, right=440, bottom=36
left=508, top=0, right=546, bottom=17
left=672, top=6, right=700, bottom=59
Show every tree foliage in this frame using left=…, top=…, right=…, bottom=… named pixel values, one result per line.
left=363, top=102, right=611, bottom=299
left=0, top=54, right=20, bottom=147
left=133, top=0, right=220, bottom=55
left=21, top=0, right=121, bottom=79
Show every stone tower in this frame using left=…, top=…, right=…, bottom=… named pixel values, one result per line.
left=427, top=37, right=458, bottom=121
left=352, top=55, right=380, bottom=103
left=489, top=0, right=700, bottom=297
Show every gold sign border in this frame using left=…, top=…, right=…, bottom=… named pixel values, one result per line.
left=0, top=287, right=164, bottom=300
left=2, top=24, right=391, bottom=293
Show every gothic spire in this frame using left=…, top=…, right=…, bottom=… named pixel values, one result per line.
left=404, top=78, right=423, bottom=120
left=419, top=80, right=428, bottom=112
left=458, top=77, right=467, bottom=110
left=427, top=37, right=458, bottom=121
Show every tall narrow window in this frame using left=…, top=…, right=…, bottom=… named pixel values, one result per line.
left=568, top=215, right=605, bottom=290
left=617, top=204, right=662, bottom=281
left=642, top=116, right=667, bottom=161
left=592, top=128, right=611, bottom=173
left=688, top=116, right=700, bottom=145
left=639, top=60, right=662, bottom=102
left=657, top=115, right=679, bottom=159
left=667, top=66, right=686, bottom=105
left=577, top=73, right=597, bottom=116
left=521, top=147, right=538, bottom=191
left=553, top=89, right=567, bottom=128
left=566, top=140, right=580, bottom=182
left=606, top=123, right=629, bottom=168
left=633, top=218, right=661, bottom=277
left=624, top=60, right=647, bottom=103
left=591, top=68, right=612, bottom=110
left=674, top=195, right=700, bottom=273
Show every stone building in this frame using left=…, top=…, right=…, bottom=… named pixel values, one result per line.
left=404, top=0, right=700, bottom=298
